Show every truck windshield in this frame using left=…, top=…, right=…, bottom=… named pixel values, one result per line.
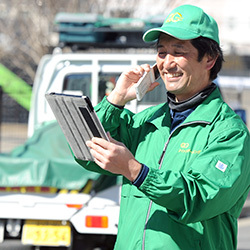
left=63, top=72, right=167, bottom=107
left=63, top=73, right=91, bottom=96
left=98, top=73, right=167, bottom=104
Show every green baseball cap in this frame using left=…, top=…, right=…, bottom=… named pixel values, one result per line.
left=143, top=4, right=220, bottom=44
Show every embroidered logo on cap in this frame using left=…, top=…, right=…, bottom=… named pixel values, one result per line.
left=165, top=12, right=183, bottom=23
left=215, top=160, right=228, bottom=172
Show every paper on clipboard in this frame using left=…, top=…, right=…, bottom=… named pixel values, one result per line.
left=45, top=92, right=108, bottom=161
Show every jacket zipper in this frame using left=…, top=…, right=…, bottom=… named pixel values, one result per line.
left=141, top=120, right=210, bottom=250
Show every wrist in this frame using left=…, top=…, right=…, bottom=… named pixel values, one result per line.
left=129, top=161, right=144, bottom=182
left=107, top=90, right=127, bottom=106
left=123, top=160, right=142, bottom=182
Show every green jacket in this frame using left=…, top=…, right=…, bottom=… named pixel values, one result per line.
left=76, top=87, right=250, bottom=250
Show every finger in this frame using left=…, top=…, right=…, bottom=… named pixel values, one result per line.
left=140, top=64, right=151, bottom=72
left=87, top=139, right=108, bottom=155
left=86, top=141, right=109, bottom=166
left=107, top=132, right=112, bottom=141
left=134, top=64, right=151, bottom=76
left=91, top=137, right=111, bottom=148
left=148, top=81, right=160, bottom=92
left=92, top=157, right=105, bottom=169
left=92, top=135, right=121, bottom=149
left=89, top=147, right=106, bottom=163
left=86, top=140, right=92, bottom=148
left=89, top=149, right=109, bottom=171
left=107, top=133, right=119, bottom=144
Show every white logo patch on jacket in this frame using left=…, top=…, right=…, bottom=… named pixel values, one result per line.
left=215, top=160, right=228, bottom=172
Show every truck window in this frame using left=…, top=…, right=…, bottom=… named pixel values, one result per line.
left=98, top=73, right=167, bottom=105
left=98, top=73, right=119, bottom=102
left=63, top=73, right=91, bottom=96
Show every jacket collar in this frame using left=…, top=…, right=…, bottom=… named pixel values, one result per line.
left=167, top=83, right=217, bottom=112
left=185, top=87, right=223, bottom=123
left=146, top=87, right=223, bottom=131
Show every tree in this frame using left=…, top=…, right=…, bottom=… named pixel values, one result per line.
left=0, top=0, right=177, bottom=85
left=0, top=0, right=79, bottom=84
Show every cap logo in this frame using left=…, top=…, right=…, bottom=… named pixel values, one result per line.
left=165, top=12, right=183, bottom=23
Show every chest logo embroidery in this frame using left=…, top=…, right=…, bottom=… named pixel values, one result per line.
left=180, top=143, right=189, bottom=148
left=178, top=142, right=201, bottom=154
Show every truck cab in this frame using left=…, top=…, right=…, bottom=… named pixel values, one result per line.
left=28, top=51, right=167, bottom=137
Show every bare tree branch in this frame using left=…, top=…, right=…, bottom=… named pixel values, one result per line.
left=0, top=0, right=178, bottom=86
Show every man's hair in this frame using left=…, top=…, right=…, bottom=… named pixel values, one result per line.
left=191, top=37, right=224, bottom=81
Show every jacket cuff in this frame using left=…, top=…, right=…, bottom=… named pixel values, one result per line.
left=132, top=164, right=149, bottom=188
left=106, top=98, right=125, bottom=109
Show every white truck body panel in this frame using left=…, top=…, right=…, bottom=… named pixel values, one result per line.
left=71, top=185, right=121, bottom=235
left=0, top=193, right=91, bottom=221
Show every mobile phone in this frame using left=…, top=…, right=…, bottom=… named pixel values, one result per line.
left=135, top=64, right=160, bottom=101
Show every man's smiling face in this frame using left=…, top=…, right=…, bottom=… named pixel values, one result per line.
left=156, top=34, right=213, bottom=101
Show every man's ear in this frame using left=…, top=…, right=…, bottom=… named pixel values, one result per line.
left=206, top=55, right=218, bottom=70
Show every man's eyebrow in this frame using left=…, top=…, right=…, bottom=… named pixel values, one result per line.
left=156, top=44, right=163, bottom=49
left=156, top=43, right=186, bottom=49
left=171, top=44, right=185, bottom=49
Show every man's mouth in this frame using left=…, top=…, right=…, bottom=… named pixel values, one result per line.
left=166, top=72, right=183, bottom=79
left=166, top=73, right=182, bottom=78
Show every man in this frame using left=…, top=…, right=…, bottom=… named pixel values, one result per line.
left=77, top=4, right=250, bottom=249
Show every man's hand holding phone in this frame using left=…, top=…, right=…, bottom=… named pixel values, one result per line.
left=134, top=64, right=160, bottom=101
left=107, top=64, right=160, bottom=106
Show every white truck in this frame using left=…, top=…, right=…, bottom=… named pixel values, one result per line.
left=0, top=51, right=166, bottom=250
left=0, top=49, right=249, bottom=250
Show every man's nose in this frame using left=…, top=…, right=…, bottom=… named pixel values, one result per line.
left=163, top=54, right=176, bottom=69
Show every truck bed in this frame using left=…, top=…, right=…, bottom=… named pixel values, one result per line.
left=0, top=121, right=101, bottom=190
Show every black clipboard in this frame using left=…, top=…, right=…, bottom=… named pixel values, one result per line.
left=45, top=92, right=108, bottom=161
